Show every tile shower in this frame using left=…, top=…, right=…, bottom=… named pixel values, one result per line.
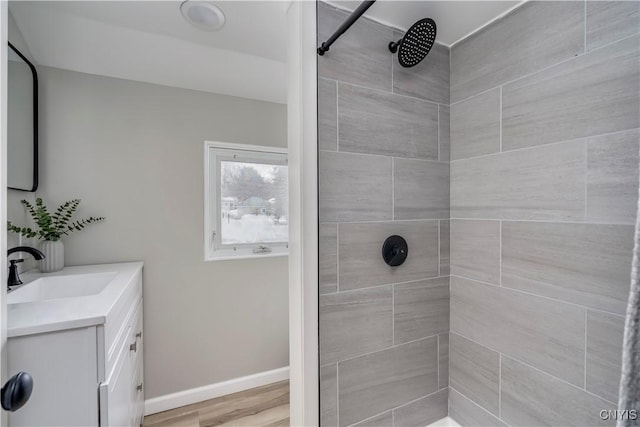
left=318, top=2, right=451, bottom=425
left=318, top=1, right=640, bottom=426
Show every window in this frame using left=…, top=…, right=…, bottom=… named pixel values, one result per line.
left=205, top=141, right=288, bottom=260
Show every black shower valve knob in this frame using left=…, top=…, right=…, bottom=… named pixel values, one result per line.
left=382, top=235, right=408, bottom=267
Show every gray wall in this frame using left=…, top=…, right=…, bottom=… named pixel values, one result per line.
left=31, top=66, right=289, bottom=399
left=449, top=1, right=639, bottom=426
left=317, top=2, right=451, bottom=426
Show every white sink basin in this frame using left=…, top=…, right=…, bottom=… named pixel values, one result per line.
left=7, top=262, right=143, bottom=338
left=8, top=272, right=118, bottom=304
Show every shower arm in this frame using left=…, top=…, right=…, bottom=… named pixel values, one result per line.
left=388, top=39, right=402, bottom=53
left=317, top=0, right=376, bottom=56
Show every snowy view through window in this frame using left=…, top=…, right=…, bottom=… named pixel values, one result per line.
left=220, top=160, right=288, bottom=245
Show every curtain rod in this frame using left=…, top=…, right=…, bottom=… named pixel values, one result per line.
left=317, top=1, right=377, bottom=56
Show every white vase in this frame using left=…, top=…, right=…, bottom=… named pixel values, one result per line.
left=38, top=240, right=64, bottom=273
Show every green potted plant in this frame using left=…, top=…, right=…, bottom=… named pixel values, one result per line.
left=7, top=198, right=105, bottom=273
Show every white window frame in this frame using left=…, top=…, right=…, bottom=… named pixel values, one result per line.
left=204, top=141, right=288, bottom=261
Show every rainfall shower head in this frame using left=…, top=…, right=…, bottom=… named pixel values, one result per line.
left=389, top=18, right=437, bottom=68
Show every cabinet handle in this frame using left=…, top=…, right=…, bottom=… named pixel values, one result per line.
left=136, top=383, right=143, bottom=392
left=130, top=341, right=137, bottom=352
left=136, top=332, right=142, bottom=339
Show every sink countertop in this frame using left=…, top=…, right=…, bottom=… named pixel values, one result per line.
left=7, top=262, right=143, bottom=338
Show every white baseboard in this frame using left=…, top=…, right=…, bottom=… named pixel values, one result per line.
left=144, top=366, right=289, bottom=416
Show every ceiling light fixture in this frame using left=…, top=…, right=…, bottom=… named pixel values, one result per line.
left=180, top=1, right=226, bottom=32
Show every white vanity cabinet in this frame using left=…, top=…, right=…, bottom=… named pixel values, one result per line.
left=99, top=298, right=144, bottom=427
left=7, top=263, right=144, bottom=427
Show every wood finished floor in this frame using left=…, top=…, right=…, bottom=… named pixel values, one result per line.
left=143, top=381, right=289, bottom=427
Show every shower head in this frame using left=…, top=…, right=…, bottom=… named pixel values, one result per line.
left=389, top=18, right=437, bottom=68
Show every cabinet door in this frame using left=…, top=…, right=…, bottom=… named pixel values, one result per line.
left=129, top=301, right=144, bottom=427
left=131, top=362, right=144, bottom=427
left=99, top=326, right=132, bottom=427
left=8, top=327, right=99, bottom=427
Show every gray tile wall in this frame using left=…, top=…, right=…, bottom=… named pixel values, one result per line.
left=318, top=2, right=451, bottom=425
left=449, top=1, right=639, bottom=426
left=450, top=1, right=585, bottom=103
left=319, top=2, right=637, bottom=426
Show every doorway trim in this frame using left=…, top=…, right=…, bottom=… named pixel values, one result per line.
left=0, top=2, right=9, bottom=425
left=287, top=1, right=319, bottom=425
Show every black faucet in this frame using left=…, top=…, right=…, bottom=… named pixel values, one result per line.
left=7, top=246, right=45, bottom=290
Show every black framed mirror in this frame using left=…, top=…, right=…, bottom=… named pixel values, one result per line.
left=7, top=42, right=38, bottom=192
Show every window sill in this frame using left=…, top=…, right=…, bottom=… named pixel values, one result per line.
left=205, top=250, right=289, bottom=262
